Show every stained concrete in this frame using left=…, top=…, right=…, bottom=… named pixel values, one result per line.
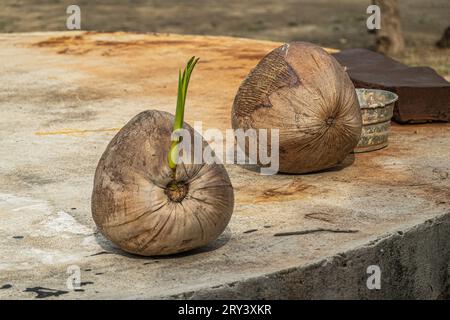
left=0, top=32, right=449, bottom=299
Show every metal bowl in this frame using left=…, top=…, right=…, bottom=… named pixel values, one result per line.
left=354, top=88, right=398, bottom=153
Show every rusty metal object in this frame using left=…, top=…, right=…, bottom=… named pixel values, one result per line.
left=333, top=49, right=450, bottom=123
left=355, top=88, right=398, bottom=153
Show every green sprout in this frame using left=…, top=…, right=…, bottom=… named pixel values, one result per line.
left=168, top=56, right=200, bottom=171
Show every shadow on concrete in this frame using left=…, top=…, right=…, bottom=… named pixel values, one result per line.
left=238, top=152, right=355, bottom=175
left=92, top=226, right=232, bottom=261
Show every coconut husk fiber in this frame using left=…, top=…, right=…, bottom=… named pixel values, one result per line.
left=232, top=42, right=362, bottom=174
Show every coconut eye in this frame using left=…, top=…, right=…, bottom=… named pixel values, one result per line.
left=232, top=42, right=362, bottom=174
left=164, top=180, right=189, bottom=202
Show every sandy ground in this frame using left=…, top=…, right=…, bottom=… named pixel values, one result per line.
left=1, top=0, right=449, bottom=78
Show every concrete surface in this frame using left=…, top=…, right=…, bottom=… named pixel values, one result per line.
left=0, top=32, right=449, bottom=299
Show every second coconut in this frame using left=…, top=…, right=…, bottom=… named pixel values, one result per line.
left=232, top=42, right=362, bottom=174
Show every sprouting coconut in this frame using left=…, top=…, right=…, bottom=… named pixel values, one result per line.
left=92, top=57, right=234, bottom=256
left=232, top=42, right=362, bottom=174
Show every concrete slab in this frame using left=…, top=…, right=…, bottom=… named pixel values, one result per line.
left=0, top=32, right=449, bottom=299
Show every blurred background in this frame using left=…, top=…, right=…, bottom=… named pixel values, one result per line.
left=1, top=0, right=449, bottom=77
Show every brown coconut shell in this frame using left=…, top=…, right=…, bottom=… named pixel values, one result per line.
left=92, top=110, right=234, bottom=256
left=232, top=42, right=362, bottom=174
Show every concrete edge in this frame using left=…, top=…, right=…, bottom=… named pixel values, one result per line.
left=146, top=212, right=450, bottom=300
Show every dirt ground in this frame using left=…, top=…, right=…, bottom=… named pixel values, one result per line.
left=1, top=0, right=449, bottom=77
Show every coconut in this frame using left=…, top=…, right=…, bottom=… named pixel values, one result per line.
left=92, top=110, right=234, bottom=256
left=232, top=42, right=362, bottom=174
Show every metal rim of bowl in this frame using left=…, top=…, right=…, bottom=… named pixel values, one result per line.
left=355, top=88, right=399, bottom=109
